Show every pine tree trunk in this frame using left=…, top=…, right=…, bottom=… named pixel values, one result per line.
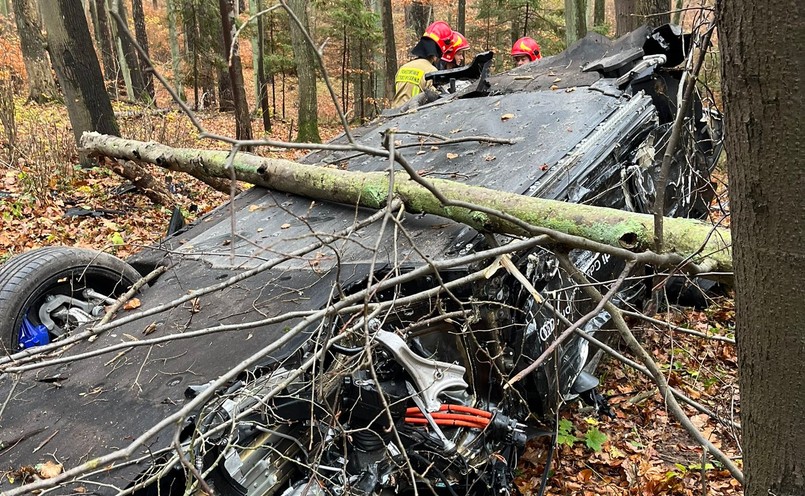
left=457, top=0, right=465, bottom=34
left=593, top=0, right=605, bottom=27
left=249, top=0, right=259, bottom=102
left=218, top=0, right=253, bottom=143
left=81, top=132, right=734, bottom=274
left=130, top=0, right=154, bottom=99
left=287, top=0, right=320, bottom=142
left=615, top=0, right=670, bottom=37
left=564, top=0, right=587, bottom=45
left=166, top=0, right=184, bottom=100
left=41, top=0, right=119, bottom=153
left=12, top=0, right=58, bottom=103
left=94, top=0, right=118, bottom=91
left=720, top=0, right=805, bottom=493
left=109, top=0, right=148, bottom=101
left=380, top=0, right=396, bottom=102
left=255, top=0, right=270, bottom=131
left=405, top=0, right=429, bottom=38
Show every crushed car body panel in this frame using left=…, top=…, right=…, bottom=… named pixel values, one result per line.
left=0, top=25, right=719, bottom=493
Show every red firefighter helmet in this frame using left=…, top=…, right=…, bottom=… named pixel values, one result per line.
left=441, top=31, right=469, bottom=63
left=511, top=37, right=542, bottom=62
left=423, top=21, right=454, bottom=56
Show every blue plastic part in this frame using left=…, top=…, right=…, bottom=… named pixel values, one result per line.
left=18, top=315, right=50, bottom=349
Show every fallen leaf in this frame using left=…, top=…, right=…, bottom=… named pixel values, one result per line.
left=36, top=461, right=63, bottom=479
left=416, top=150, right=427, bottom=155
left=248, top=204, right=261, bottom=212
left=540, top=164, right=549, bottom=171
left=553, top=77, right=562, bottom=83
left=142, top=322, right=157, bottom=335
left=446, top=153, right=459, bottom=160
left=565, top=87, right=576, bottom=93
left=123, top=298, right=141, bottom=310
left=484, top=154, right=496, bottom=161
left=430, top=146, right=439, bottom=150
left=500, top=113, right=514, bottom=121
left=550, top=84, right=559, bottom=91
left=281, top=223, right=291, bottom=229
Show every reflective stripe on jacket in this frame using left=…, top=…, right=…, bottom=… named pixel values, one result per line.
left=392, top=58, right=437, bottom=108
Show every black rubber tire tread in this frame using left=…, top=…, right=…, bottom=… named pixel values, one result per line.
left=0, top=247, right=141, bottom=351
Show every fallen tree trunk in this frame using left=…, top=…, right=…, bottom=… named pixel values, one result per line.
left=81, top=132, right=732, bottom=272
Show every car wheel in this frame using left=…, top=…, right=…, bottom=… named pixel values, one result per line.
left=0, top=247, right=142, bottom=352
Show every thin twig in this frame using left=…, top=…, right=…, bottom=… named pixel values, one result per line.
left=555, top=252, right=743, bottom=484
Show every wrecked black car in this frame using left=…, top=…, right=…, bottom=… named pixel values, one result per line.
left=0, top=25, right=720, bottom=495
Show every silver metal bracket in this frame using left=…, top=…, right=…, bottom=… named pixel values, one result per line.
left=374, top=330, right=468, bottom=412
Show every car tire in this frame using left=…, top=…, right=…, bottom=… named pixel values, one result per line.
left=0, top=247, right=141, bottom=352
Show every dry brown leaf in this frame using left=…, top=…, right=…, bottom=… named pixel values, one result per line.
left=446, top=153, right=459, bottom=160
left=248, top=204, right=261, bottom=212
left=36, top=461, right=63, bottom=479
left=142, top=322, right=157, bottom=335
left=500, top=113, right=514, bottom=121
left=123, top=298, right=141, bottom=311
left=281, top=223, right=291, bottom=229
left=553, top=77, right=562, bottom=83
left=550, top=84, right=559, bottom=91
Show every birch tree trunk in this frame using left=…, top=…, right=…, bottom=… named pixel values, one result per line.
left=12, top=0, right=57, bottom=103
left=80, top=132, right=733, bottom=273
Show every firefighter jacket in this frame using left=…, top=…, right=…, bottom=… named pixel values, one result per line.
left=392, top=58, right=437, bottom=108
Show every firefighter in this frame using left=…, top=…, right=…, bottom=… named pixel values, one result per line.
left=511, top=37, right=542, bottom=67
left=391, top=21, right=454, bottom=108
left=439, top=31, right=470, bottom=70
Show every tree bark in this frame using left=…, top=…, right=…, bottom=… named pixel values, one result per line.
left=109, top=0, right=148, bottom=101
left=720, top=0, right=805, bottom=494
left=380, top=0, right=396, bottom=102
left=130, top=0, right=154, bottom=99
left=564, top=0, right=587, bottom=45
left=614, top=0, right=670, bottom=37
left=81, top=132, right=733, bottom=273
left=405, top=0, right=429, bottom=38
left=42, top=0, right=119, bottom=152
left=218, top=0, right=253, bottom=143
left=287, top=0, right=321, bottom=142
left=593, top=0, right=605, bottom=27
left=457, top=0, right=465, bottom=34
left=255, top=0, right=270, bottom=131
left=166, top=0, right=184, bottom=100
left=12, top=0, right=58, bottom=103
left=107, top=159, right=175, bottom=206
left=94, top=0, right=118, bottom=91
